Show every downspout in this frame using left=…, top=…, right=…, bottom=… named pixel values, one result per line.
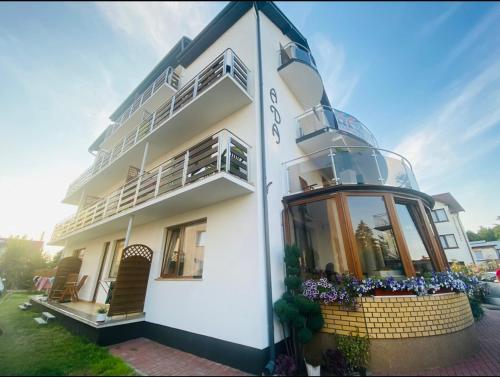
left=253, top=2, right=276, bottom=375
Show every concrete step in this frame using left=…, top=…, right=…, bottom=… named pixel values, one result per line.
left=18, top=304, right=27, bottom=310
left=24, top=302, right=32, bottom=307
left=34, top=317, right=47, bottom=325
left=42, top=312, right=55, bottom=321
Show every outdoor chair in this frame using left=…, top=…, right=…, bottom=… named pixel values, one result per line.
left=58, top=273, right=87, bottom=303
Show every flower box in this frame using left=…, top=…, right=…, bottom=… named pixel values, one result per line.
left=374, top=288, right=414, bottom=296
left=433, top=288, right=453, bottom=294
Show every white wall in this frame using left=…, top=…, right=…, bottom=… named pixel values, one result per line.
left=432, top=201, right=474, bottom=265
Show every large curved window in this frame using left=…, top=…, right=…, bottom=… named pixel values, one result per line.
left=286, top=191, right=447, bottom=280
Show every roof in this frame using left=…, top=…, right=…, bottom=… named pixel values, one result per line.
left=470, top=240, right=500, bottom=249
left=91, top=1, right=310, bottom=151
left=431, top=192, right=465, bottom=213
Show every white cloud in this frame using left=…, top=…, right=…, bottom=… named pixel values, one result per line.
left=311, top=33, right=364, bottom=109
left=419, top=3, right=462, bottom=37
left=394, top=58, right=500, bottom=230
left=96, top=2, right=222, bottom=58
left=395, top=59, right=500, bottom=189
left=443, top=5, right=500, bottom=67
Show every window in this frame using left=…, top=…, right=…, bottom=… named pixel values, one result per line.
left=439, top=234, right=458, bottom=249
left=73, top=248, right=85, bottom=259
left=431, top=208, right=448, bottom=223
left=290, top=199, right=349, bottom=279
left=109, top=239, right=125, bottom=278
left=395, top=201, right=435, bottom=276
left=161, top=219, right=207, bottom=278
left=347, top=196, right=405, bottom=279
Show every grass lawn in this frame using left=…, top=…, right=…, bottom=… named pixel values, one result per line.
left=0, top=292, right=136, bottom=376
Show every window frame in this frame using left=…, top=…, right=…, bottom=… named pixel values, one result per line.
left=108, top=238, right=125, bottom=279
left=284, top=190, right=448, bottom=280
left=431, top=208, right=449, bottom=223
left=160, top=218, right=207, bottom=279
left=439, top=234, right=459, bottom=249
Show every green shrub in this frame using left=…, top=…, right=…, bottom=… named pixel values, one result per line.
left=334, top=332, right=370, bottom=372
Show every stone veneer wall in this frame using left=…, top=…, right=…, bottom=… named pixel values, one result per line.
left=321, top=292, right=473, bottom=339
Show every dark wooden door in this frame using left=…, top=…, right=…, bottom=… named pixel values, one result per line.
left=108, top=244, right=153, bottom=316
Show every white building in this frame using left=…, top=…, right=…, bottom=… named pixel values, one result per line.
left=39, top=2, right=453, bottom=374
left=469, top=240, right=500, bottom=265
left=431, top=193, right=475, bottom=265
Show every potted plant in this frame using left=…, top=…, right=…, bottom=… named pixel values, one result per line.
left=96, top=306, right=108, bottom=322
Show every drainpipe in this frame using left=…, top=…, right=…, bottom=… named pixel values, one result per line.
left=254, top=3, right=276, bottom=375
left=124, top=216, right=134, bottom=247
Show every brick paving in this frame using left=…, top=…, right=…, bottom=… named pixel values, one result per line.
left=377, top=307, right=500, bottom=376
left=109, top=337, right=247, bottom=376
left=110, top=309, right=500, bottom=376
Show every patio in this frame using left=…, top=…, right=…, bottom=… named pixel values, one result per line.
left=31, top=295, right=144, bottom=328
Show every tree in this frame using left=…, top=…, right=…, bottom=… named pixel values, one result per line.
left=0, top=238, right=48, bottom=289
left=467, top=225, right=500, bottom=242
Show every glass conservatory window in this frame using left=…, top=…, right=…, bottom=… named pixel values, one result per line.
left=347, top=196, right=405, bottom=279
left=395, top=202, right=435, bottom=276
left=290, top=199, right=349, bottom=278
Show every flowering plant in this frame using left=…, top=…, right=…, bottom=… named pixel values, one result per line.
left=302, top=270, right=485, bottom=307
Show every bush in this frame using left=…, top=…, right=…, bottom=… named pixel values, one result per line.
left=275, top=354, right=297, bottom=376
left=334, top=333, right=370, bottom=373
left=322, top=349, right=351, bottom=376
left=469, top=297, right=484, bottom=321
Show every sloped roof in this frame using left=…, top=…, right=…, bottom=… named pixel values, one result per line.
left=432, top=192, right=465, bottom=213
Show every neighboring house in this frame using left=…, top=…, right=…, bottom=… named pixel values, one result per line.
left=430, top=193, right=475, bottom=265
left=469, top=240, right=500, bottom=265
left=45, top=2, right=454, bottom=373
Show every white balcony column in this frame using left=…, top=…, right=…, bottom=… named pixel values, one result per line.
left=328, top=148, right=339, bottom=184
left=372, top=149, right=385, bottom=184
left=78, top=190, right=86, bottom=212
left=124, top=215, right=134, bottom=248
left=140, top=142, right=150, bottom=175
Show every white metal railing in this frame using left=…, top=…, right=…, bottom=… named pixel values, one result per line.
left=283, top=145, right=418, bottom=195
left=52, top=129, right=250, bottom=242
left=65, top=49, right=249, bottom=199
left=296, top=106, right=379, bottom=147
left=279, top=42, right=317, bottom=69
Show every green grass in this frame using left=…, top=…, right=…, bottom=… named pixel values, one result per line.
left=0, top=292, right=136, bottom=376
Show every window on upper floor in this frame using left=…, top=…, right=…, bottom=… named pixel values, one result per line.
left=431, top=208, right=448, bottom=223
left=161, top=219, right=207, bottom=279
left=439, top=234, right=458, bottom=249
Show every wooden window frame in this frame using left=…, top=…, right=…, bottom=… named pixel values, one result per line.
left=160, top=218, right=207, bottom=279
left=284, top=190, right=448, bottom=280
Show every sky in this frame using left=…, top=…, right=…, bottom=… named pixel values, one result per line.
left=0, top=1, right=499, bottom=251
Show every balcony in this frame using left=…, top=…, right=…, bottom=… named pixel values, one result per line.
left=64, top=49, right=252, bottom=204
left=283, top=146, right=418, bottom=196
left=278, top=42, right=323, bottom=109
left=50, top=130, right=253, bottom=245
left=296, top=106, right=379, bottom=153
left=102, top=67, right=181, bottom=150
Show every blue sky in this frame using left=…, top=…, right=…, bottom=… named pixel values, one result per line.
left=0, top=2, right=499, bottom=246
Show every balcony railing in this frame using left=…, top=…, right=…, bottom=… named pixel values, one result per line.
left=52, top=129, right=250, bottom=242
left=283, top=146, right=418, bottom=195
left=279, top=42, right=317, bottom=69
left=65, top=49, right=249, bottom=199
left=296, top=106, right=378, bottom=147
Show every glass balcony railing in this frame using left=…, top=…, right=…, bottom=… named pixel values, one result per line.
left=283, top=146, right=418, bottom=195
left=296, top=106, right=378, bottom=147
left=279, top=42, right=317, bottom=69
left=52, top=129, right=251, bottom=242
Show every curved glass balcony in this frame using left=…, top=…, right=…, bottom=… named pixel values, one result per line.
left=296, top=106, right=378, bottom=150
left=278, top=42, right=323, bottom=109
left=283, top=146, right=418, bottom=195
